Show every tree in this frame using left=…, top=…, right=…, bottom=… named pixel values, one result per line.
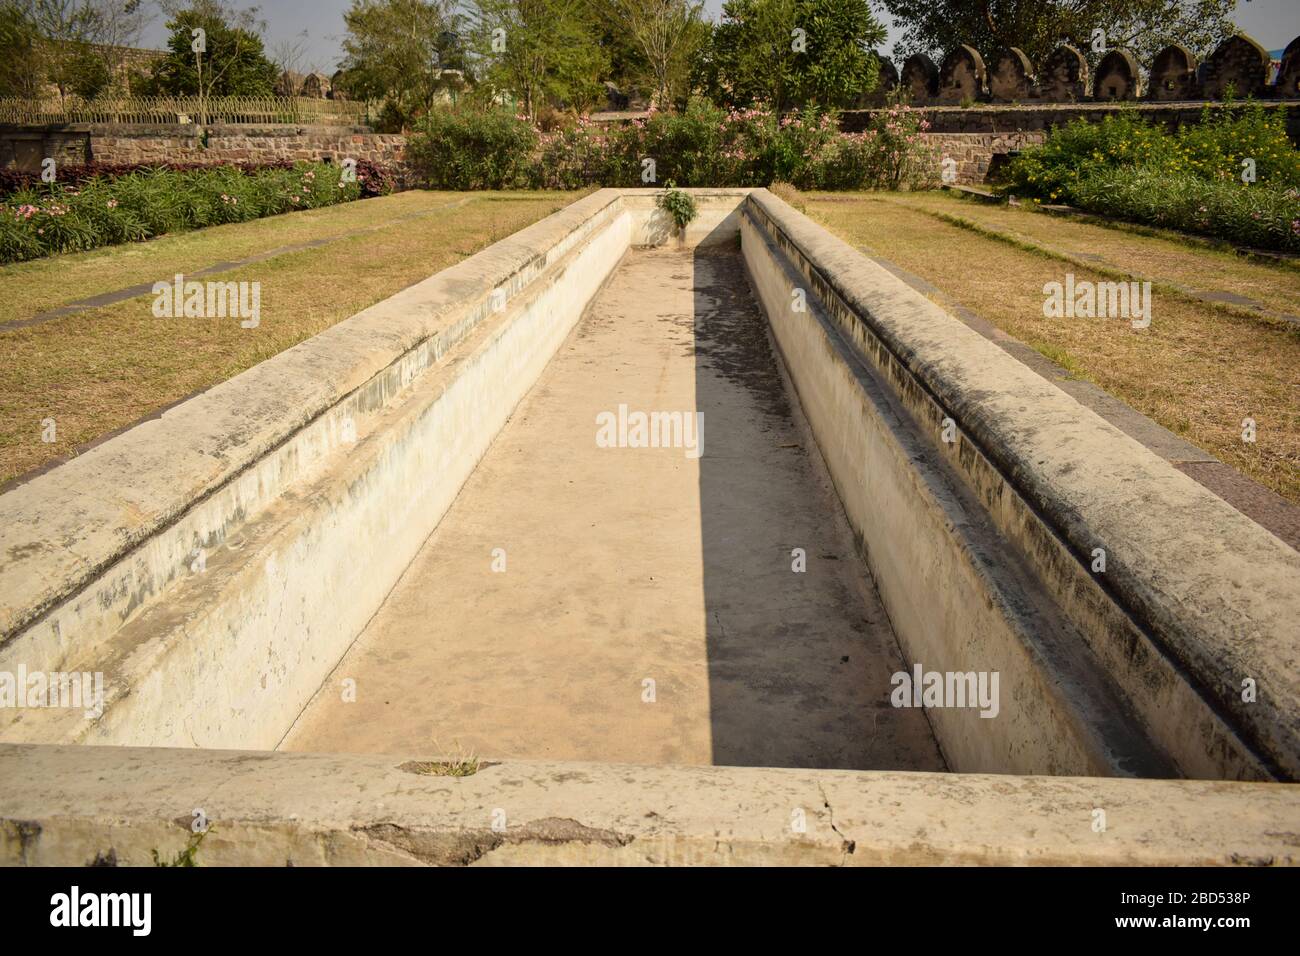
left=1104, top=0, right=1235, bottom=64
left=24, top=0, right=103, bottom=104
left=882, top=0, right=1235, bottom=67
left=710, top=0, right=884, bottom=111
left=0, top=2, right=45, bottom=97
left=467, top=0, right=607, bottom=119
left=17, top=0, right=151, bottom=102
left=339, top=0, right=464, bottom=124
left=605, top=0, right=705, bottom=109
left=269, top=30, right=310, bottom=78
left=145, top=1, right=278, bottom=101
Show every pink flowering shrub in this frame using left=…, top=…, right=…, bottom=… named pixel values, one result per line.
left=409, top=97, right=940, bottom=191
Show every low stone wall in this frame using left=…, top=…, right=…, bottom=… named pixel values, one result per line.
left=922, top=131, right=1046, bottom=184
left=3, top=745, right=1295, bottom=866
left=0, top=122, right=406, bottom=173
left=843, top=101, right=1300, bottom=138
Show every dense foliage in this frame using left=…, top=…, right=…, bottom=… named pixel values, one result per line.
left=1002, top=103, right=1300, bottom=250
left=407, top=97, right=938, bottom=190
left=1072, top=169, right=1300, bottom=253
left=880, top=0, right=1235, bottom=67
left=144, top=6, right=279, bottom=96
left=2, top=0, right=153, bottom=100
left=466, top=0, right=609, bottom=119
left=405, top=106, right=540, bottom=189
left=339, top=0, right=467, bottom=131
left=0, top=160, right=390, bottom=263
left=702, top=0, right=885, bottom=111
left=0, top=158, right=396, bottom=200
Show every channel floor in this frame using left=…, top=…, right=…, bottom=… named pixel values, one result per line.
left=281, top=248, right=946, bottom=771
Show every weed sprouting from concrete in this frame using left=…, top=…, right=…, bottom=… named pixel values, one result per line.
left=657, top=181, right=697, bottom=233
left=152, top=828, right=210, bottom=867
left=403, top=739, right=482, bottom=777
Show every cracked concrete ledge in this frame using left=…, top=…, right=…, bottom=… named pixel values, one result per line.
left=0, top=744, right=1295, bottom=866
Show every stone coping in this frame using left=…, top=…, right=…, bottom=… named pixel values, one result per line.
left=0, top=744, right=1294, bottom=865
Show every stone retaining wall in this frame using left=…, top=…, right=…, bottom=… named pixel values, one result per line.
left=0, top=123, right=406, bottom=173
left=922, top=131, right=1047, bottom=184
left=3, top=745, right=1295, bottom=866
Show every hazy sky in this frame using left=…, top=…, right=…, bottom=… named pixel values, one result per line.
left=134, top=0, right=1300, bottom=74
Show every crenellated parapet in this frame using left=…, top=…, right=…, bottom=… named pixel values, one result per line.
left=867, top=32, right=1300, bottom=106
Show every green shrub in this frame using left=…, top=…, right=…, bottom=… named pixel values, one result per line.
left=406, top=107, right=539, bottom=189
left=1004, top=103, right=1299, bottom=202
left=1001, top=102, right=1300, bottom=250
left=1175, top=102, right=1300, bottom=188
left=1002, top=112, right=1175, bottom=202
left=638, top=99, right=731, bottom=186
left=657, top=180, right=698, bottom=231
left=819, top=101, right=939, bottom=190
left=1071, top=168, right=1300, bottom=252
left=527, top=96, right=936, bottom=191
left=1, top=161, right=365, bottom=264
left=537, top=116, right=626, bottom=189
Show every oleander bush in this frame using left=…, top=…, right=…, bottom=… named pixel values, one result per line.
left=0, top=158, right=396, bottom=200
left=406, top=107, right=540, bottom=190
left=405, top=97, right=938, bottom=191
left=0, top=160, right=385, bottom=264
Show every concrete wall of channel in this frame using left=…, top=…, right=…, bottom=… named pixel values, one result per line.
left=742, top=189, right=1300, bottom=781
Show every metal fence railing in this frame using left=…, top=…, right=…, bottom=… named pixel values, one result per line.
left=0, top=95, right=370, bottom=127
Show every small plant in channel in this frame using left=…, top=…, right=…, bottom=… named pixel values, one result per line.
left=657, top=179, right=697, bottom=233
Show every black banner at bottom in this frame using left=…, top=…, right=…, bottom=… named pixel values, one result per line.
left=0, top=865, right=1290, bottom=941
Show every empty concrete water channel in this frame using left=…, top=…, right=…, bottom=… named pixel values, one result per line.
left=1, top=189, right=1297, bottom=865
left=282, top=246, right=943, bottom=770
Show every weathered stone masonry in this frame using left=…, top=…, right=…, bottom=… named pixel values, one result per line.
left=854, top=30, right=1300, bottom=184
left=0, top=123, right=406, bottom=173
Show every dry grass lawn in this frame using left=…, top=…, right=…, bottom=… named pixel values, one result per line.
left=884, top=190, right=1300, bottom=318
left=0, top=190, right=575, bottom=485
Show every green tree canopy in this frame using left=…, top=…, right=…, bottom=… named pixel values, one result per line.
left=881, top=0, right=1236, bottom=67
left=466, top=0, right=608, bottom=118
left=604, top=0, right=707, bottom=109
left=708, top=0, right=885, bottom=111
left=3, top=1, right=149, bottom=101
left=0, top=2, right=45, bottom=97
left=146, top=2, right=278, bottom=96
left=339, top=0, right=465, bottom=121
